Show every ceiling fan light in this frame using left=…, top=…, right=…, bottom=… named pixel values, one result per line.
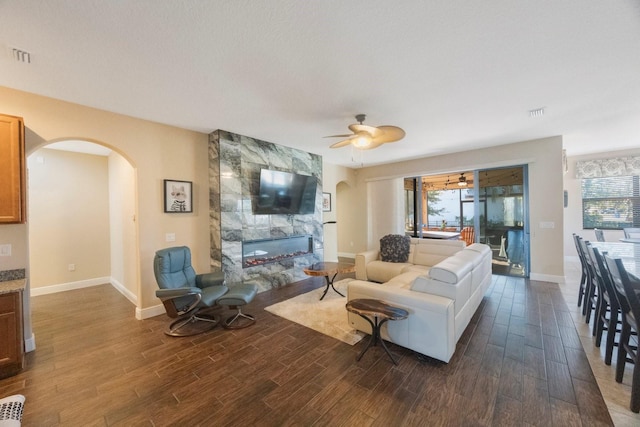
left=458, top=181, right=467, bottom=187
left=352, top=134, right=372, bottom=148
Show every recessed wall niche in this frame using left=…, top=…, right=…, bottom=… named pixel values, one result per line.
left=209, top=130, right=323, bottom=292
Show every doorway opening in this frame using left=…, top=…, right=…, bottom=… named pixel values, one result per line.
left=26, top=140, right=140, bottom=307
left=404, top=166, right=529, bottom=277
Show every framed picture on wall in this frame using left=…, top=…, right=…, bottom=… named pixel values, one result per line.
left=164, top=179, right=193, bottom=213
left=322, top=192, right=331, bottom=212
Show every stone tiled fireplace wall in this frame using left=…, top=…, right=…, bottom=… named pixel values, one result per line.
left=209, top=130, right=323, bottom=292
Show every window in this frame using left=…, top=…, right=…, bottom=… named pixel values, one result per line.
left=582, top=175, right=640, bottom=229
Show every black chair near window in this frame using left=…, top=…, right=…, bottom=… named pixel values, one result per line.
left=604, top=255, right=640, bottom=413
left=594, top=228, right=605, bottom=242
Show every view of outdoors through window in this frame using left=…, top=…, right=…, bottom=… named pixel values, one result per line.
left=582, top=175, right=640, bottom=229
left=426, top=189, right=473, bottom=229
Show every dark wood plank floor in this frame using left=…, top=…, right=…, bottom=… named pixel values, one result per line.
left=0, top=275, right=613, bottom=426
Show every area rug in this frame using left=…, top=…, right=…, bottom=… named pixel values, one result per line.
left=264, top=278, right=365, bottom=345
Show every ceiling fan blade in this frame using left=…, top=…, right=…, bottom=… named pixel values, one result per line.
left=323, top=134, right=353, bottom=138
left=329, top=138, right=355, bottom=148
left=348, top=124, right=382, bottom=137
left=372, top=126, right=406, bottom=143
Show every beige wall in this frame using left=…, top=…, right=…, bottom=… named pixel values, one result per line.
left=0, top=224, right=28, bottom=271
left=0, top=86, right=210, bottom=322
left=563, top=147, right=640, bottom=257
left=108, top=151, right=138, bottom=300
left=338, top=136, right=565, bottom=282
left=321, top=162, right=357, bottom=260
left=27, top=148, right=110, bottom=288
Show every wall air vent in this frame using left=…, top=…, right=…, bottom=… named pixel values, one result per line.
left=529, top=107, right=545, bottom=118
left=11, top=48, right=31, bottom=63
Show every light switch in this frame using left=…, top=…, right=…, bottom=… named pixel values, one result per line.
left=166, top=233, right=176, bottom=242
left=540, top=221, right=555, bottom=229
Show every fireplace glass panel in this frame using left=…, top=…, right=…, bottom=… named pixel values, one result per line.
left=243, top=235, right=313, bottom=268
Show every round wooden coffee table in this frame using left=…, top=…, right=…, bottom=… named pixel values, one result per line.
left=303, top=262, right=355, bottom=300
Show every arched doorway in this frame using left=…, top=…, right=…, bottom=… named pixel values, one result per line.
left=26, top=139, right=141, bottom=310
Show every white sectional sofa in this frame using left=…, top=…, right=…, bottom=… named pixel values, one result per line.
left=348, top=237, right=492, bottom=363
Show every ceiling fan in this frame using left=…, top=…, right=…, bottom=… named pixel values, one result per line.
left=326, top=114, right=405, bottom=150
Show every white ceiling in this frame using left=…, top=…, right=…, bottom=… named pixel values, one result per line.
left=1, top=1, right=639, bottom=167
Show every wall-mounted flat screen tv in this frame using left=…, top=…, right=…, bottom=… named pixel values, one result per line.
left=253, top=169, right=317, bottom=214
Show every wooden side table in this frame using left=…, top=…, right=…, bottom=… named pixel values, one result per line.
left=303, top=262, right=355, bottom=300
left=346, top=298, right=408, bottom=365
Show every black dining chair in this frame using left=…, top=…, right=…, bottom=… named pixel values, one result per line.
left=586, top=244, right=620, bottom=365
left=573, top=234, right=589, bottom=309
left=594, top=228, right=605, bottom=242
left=604, top=255, right=640, bottom=413
left=577, top=237, right=597, bottom=323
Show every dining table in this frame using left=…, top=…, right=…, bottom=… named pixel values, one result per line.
left=591, top=241, right=640, bottom=280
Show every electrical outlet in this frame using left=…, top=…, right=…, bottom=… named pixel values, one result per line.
left=68, top=264, right=75, bottom=271
left=0, top=244, right=11, bottom=256
left=166, top=233, right=176, bottom=242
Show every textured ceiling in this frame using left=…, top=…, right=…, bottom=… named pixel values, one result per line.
left=1, top=1, right=639, bottom=167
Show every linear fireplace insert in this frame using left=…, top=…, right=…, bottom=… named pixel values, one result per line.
left=242, top=235, right=313, bottom=268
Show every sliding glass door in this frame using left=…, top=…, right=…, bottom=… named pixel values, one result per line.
left=477, top=166, right=529, bottom=277
left=404, top=166, right=529, bottom=277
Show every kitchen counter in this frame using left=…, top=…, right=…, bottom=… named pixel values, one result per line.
left=0, top=278, right=26, bottom=294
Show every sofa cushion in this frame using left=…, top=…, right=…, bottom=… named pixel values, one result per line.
left=379, top=234, right=411, bottom=263
left=412, top=239, right=465, bottom=267
left=410, top=274, right=472, bottom=316
left=387, top=271, right=423, bottom=287
left=428, top=256, right=473, bottom=284
left=402, top=264, right=431, bottom=276
left=366, top=260, right=412, bottom=283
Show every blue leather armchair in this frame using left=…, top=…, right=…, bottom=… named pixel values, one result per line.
left=153, top=246, right=228, bottom=336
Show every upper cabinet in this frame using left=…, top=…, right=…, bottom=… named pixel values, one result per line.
left=0, top=114, right=25, bottom=223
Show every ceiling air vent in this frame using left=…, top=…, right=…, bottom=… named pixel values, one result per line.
left=11, top=47, right=31, bottom=63
left=529, top=107, right=545, bottom=118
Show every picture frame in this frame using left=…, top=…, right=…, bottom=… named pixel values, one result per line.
left=322, top=192, right=332, bottom=212
left=164, top=179, right=193, bottom=213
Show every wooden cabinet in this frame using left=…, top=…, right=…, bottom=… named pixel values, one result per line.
left=0, top=290, right=24, bottom=379
left=0, top=114, right=26, bottom=223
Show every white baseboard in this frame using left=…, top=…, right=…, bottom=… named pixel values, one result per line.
left=110, top=278, right=138, bottom=305
left=136, top=304, right=165, bottom=320
left=30, top=276, right=112, bottom=296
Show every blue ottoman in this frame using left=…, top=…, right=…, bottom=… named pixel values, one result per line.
left=217, top=283, right=258, bottom=329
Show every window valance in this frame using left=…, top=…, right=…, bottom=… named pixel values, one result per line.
left=575, top=157, right=640, bottom=178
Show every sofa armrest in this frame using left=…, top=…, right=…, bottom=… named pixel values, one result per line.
left=355, top=250, right=380, bottom=280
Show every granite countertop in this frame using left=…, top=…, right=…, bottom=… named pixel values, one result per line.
left=0, top=279, right=26, bottom=294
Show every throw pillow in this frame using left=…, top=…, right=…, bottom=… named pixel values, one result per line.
left=380, top=234, right=411, bottom=263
